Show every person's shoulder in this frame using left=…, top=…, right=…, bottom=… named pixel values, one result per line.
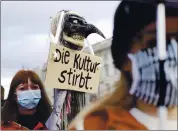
left=68, top=106, right=124, bottom=130
left=68, top=105, right=148, bottom=130
left=68, top=106, right=109, bottom=130
left=84, top=106, right=148, bottom=130
left=1, top=121, right=29, bottom=130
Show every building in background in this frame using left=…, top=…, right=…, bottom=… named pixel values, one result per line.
left=33, top=37, right=120, bottom=104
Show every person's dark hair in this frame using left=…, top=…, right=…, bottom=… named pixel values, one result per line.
left=111, top=1, right=178, bottom=70
left=1, top=70, right=52, bottom=124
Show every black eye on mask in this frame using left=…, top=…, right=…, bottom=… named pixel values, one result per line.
left=68, top=14, right=86, bottom=25
left=69, top=18, right=82, bottom=25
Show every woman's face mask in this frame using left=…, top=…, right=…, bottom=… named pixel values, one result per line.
left=128, top=38, right=177, bottom=107
left=16, top=84, right=41, bottom=109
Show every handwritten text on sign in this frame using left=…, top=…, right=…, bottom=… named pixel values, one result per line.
left=45, top=43, right=102, bottom=93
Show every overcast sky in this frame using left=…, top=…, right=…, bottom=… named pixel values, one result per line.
left=1, top=1, right=120, bottom=98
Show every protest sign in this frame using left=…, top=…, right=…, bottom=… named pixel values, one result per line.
left=45, top=43, right=102, bottom=93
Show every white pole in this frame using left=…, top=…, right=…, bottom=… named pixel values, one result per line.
left=157, top=3, right=167, bottom=60
left=156, top=3, right=167, bottom=130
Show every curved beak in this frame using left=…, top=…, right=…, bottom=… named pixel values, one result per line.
left=85, top=24, right=106, bottom=39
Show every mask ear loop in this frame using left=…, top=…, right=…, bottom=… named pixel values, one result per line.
left=156, top=2, right=167, bottom=130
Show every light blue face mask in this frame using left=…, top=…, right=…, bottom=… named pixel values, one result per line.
left=17, top=89, right=41, bottom=109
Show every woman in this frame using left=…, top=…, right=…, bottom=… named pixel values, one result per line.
left=68, top=1, right=178, bottom=130
left=1, top=70, right=52, bottom=130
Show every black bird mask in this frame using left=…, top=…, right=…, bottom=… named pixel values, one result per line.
left=51, top=10, right=106, bottom=50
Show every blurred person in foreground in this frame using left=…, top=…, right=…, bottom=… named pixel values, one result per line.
left=1, top=70, right=52, bottom=130
left=1, top=86, right=5, bottom=107
left=68, top=1, right=178, bottom=130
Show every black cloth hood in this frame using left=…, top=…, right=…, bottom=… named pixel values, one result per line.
left=111, top=0, right=178, bottom=70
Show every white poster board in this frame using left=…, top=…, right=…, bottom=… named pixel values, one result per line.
left=45, top=43, right=102, bottom=93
